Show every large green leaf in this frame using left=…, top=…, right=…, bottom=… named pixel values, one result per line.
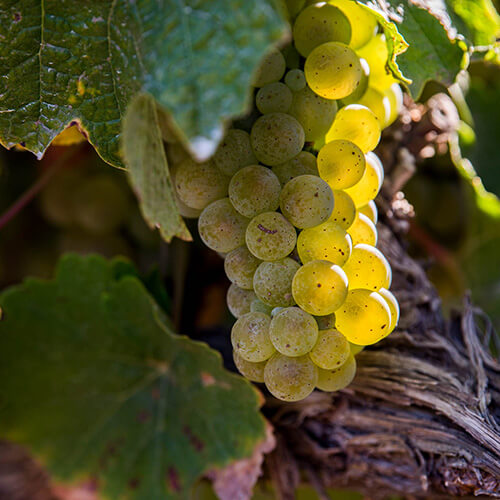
left=0, top=254, right=266, bottom=499
left=0, top=0, right=286, bottom=166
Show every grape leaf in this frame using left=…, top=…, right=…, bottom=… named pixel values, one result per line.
left=0, top=254, right=267, bottom=499
left=0, top=0, right=286, bottom=166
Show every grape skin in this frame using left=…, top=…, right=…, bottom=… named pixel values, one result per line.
left=227, top=284, right=256, bottom=318
left=264, top=353, right=318, bottom=401
left=269, top=307, right=319, bottom=357
left=316, top=354, right=356, bottom=391
left=315, top=312, right=336, bottom=330
left=250, top=299, right=274, bottom=315
left=253, top=49, right=286, bottom=87
left=378, top=288, right=400, bottom=334
left=231, top=312, right=275, bottom=362
left=284, top=69, right=307, bottom=92
left=309, top=328, right=350, bottom=370
left=272, top=151, right=318, bottom=186
left=253, top=258, right=300, bottom=307
left=345, top=152, right=384, bottom=207
left=224, top=246, right=261, bottom=290
left=358, top=200, right=378, bottom=223
left=256, top=82, right=293, bottom=114
left=213, top=129, right=257, bottom=176
left=233, top=351, right=266, bottom=383
left=328, top=190, right=356, bottom=230
left=349, top=342, right=364, bottom=355
left=347, top=212, right=377, bottom=246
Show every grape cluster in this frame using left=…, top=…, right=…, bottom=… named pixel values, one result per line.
left=172, top=0, right=403, bottom=401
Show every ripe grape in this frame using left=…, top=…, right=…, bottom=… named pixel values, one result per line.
left=250, top=299, right=274, bottom=315
left=246, top=212, right=297, bottom=261
left=309, top=328, right=350, bottom=370
left=272, top=151, right=318, bottom=185
left=282, top=44, right=301, bottom=69
left=328, top=190, right=356, bottom=230
left=213, top=129, right=257, bottom=176
left=284, top=69, right=306, bottom=92
left=293, top=3, right=351, bottom=57
left=253, top=48, right=286, bottom=87
left=297, top=221, right=352, bottom=266
left=229, top=165, right=281, bottom=217
left=286, top=0, right=306, bottom=19
left=292, top=260, right=348, bottom=316
left=269, top=307, right=319, bottom=357
left=231, top=312, right=275, bottom=362
left=256, top=82, right=293, bottom=114
left=174, top=190, right=203, bottom=219
left=341, top=57, right=369, bottom=103
left=329, top=0, right=377, bottom=49
left=358, top=87, right=390, bottom=125
left=280, top=175, right=334, bottom=229
left=233, top=351, right=266, bottom=382
left=358, top=200, right=378, bottom=223
left=305, top=42, right=362, bottom=100
left=315, top=313, right=336, bottom=330
left=345, top=152, right=384, bottom=207
left=175, top=158, right=229, bottom=210
left=335, top=289, right=391, bottom=345
left=224, top=246, right=261, bottom=289
left=316, top=354, right=356, bottom=391
left=347, top=212, right=377, bottom=246
left=326, top=104, right=381, bottom=153
left=250, top=113, right=305, bottom=166
left=198, top=198, right=249, bottom=253
left=264, top=353, right=318, bottom=401
left=384, top=83, right=404, bottom=126
left=288, top=85, right=338, bottom=141
left=227, top=284, right=256, bottom=318
left=378, top=288, right=400, bottom=334
left=317, top=139, right=365, bottom=189
left=349, top=342, right=364, bottom=355
left=253, top=258, right=300, bottom=307
left=342, top=244, right=392, bottom=291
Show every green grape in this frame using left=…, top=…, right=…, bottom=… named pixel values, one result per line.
left=316, top=354, right=356, bottom=391
left=227, top=284, right=256, bottom=318
left=251, top=299, right=275, bottom=315
left=317, top=139, right=365, bottom=189
left=358, top=87, right=390, bottom=126
left=288, top=85, right=338, bottom=141
left=329, top=0, right=377, bottom=49
left=349, top=342, right=364, bottom=355
left=174, top=190, right=203, bottom=219
left=347, top=212, right=377, bottom=246
left=166, top=142, right=189, bottom=166
left=378, top=287, right=399, bottom=334
left=297, top=221, right=352, bottom=266
left=246, top=212, right=297, bottom=261
left=272, top=151, right=318, bottom=185
left=384, top=83, right=403, bottom=126
left=293, top=3, right=351, bottom=57
left=315, top=313, right=336, bottom=330
left=345, top=152, right=384, bottom=207
left=233, top=351, right=266, bottom=382
left=253, top=258, right=300, bottom=307
left=335, top=289, right=391, bottom=345
left=198, top=198, right=249, bottom=253
left=284, top=69, right=307, bottom=92
left=282, top=44, right=301, bottom=69
left=270, top=307, right=319, bottom=356
left=358, top=200, right=378, bottom=223
left=224, top=246, right=261, bottom=289
left=326, top=104, right=381, bottom=153
left=305, top=42, right=362, bottom=100
left=264, top=353, right=318, bottom=401
left=231, top=312, right=275, bottom=362
left=73, top=174, right=132, bottom=235
left=340, top=57, right=369, bottom=103
left=356, top=34, right=396, bottom=91
left=256, top=82, right=293, bottom=114
left=253, top=48, right=286, bottom=87
left=213, top=129, right=257, bottom=176
left=250, top=113, right=305, bottom=166
left=280, top=175, right=334, bottom=229
left=229, top=165, right=281, bottom=218
left=328, top=190, right=356, bottom=230
left=292, top=260, right=348, bottom=316
left=342, top=244, right=392, bottom=291
left=271, top=307, right=285, bottom=317
left=309, top=328, right=350, bottom=369
left=175, top=157, right=229, bottom=210
left=286, top=0, right=306, bottom=18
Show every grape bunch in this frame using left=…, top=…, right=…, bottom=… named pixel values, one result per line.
left=171, top=0, right=402, bottom=402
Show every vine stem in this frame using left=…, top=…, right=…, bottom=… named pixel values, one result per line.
left=0, top=146, right=83, bottom=230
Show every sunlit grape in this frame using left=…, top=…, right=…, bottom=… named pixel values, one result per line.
left=328, top=190, right=356, bottom=230
left=345, top=152, right=384, bottom=207
left=316, top=354, right=356, bottom=391
left=347, top=212, right=377, bottom=246
left=378, top=288, right=400, bottom=334
left=309, top=328, right=350, bottom=370
left=358, top=200, right=378, bottom=223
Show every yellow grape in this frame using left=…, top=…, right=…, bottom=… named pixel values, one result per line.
left=253, top=258, right=300, bottom=307
left=326, top=104, right=381, bottom=153
left=292, top=260, right=348, bottom=316
left=224, top=246, right=261, bottom=290
left=329, top=0, right=378, bottom=49
left=269, top=307, right=319, bottom=356
left=329, top=190, right=356, bottom=230
left=335, top=289, right=391, bottom=345
left=345, top=152, right=384, bottom=207
left=256, top=82, right=293, bottom=114
left=349, top=342, right=364, bottom=355
left=341, top=57, right=370, bottom=104
left=305, top=42, right=362, bottom=100
left=227, top=284, right=256, bottom=318
left=342, top=243, right=392, bottom=291
left=384, top=83, right=404, bottom=126
left=347, top=212, right=377, bottom=246
left=378, top=288, right=400, bottom=334
left=297, top=221, right=352, bottom=266
left=213, top=129, right=257, bottom=176
left=253, top=48, right=286, bottom=87
left=358, top=87, right=390, bottom=126
left=317, top=139, right=365, bottom=189
left=272, top=151, right=318, bottom=186
left=233, top=351, right=266, bottom=382
left=358, top=200, right=378, bottom=223
left=231, top=312, right=275, bottom=362
left=309, top=328, right=350, bottom=370
left=264, top=353, right=318, bottom=401
left=316, top=354, right=356, bottom=391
